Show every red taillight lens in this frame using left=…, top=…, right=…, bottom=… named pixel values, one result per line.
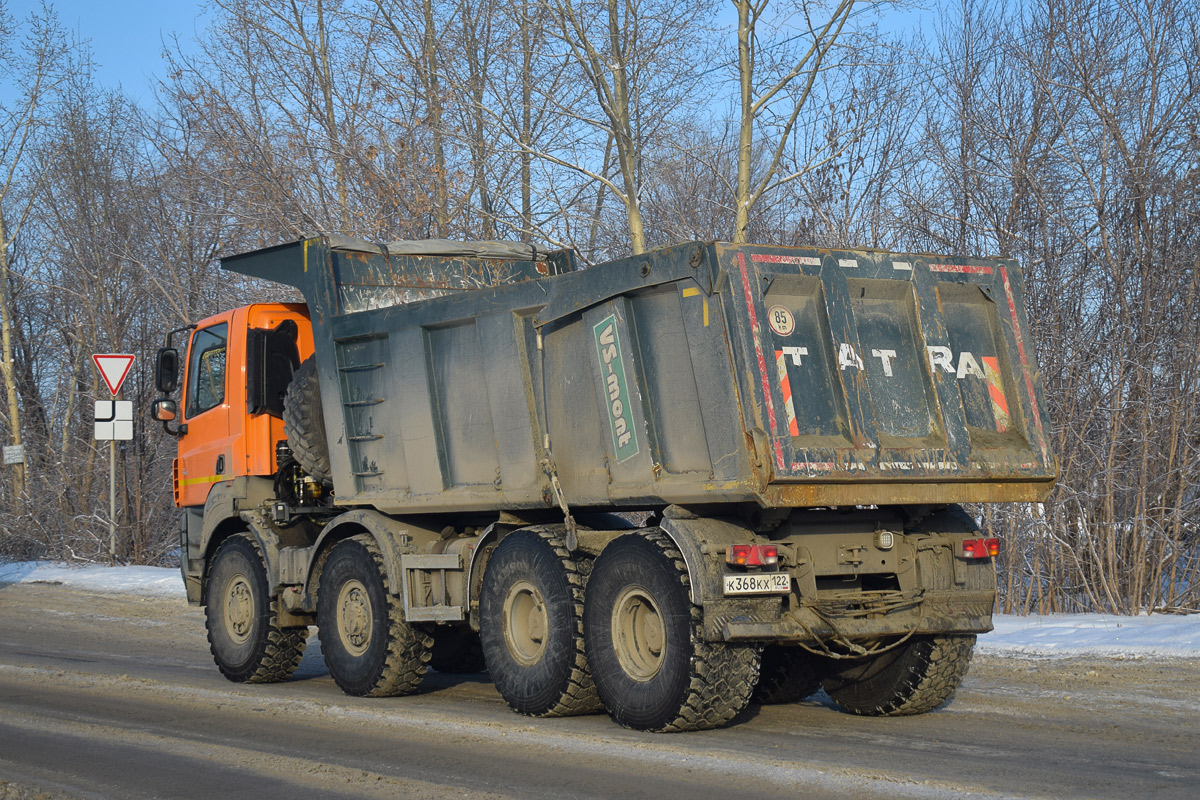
left=726, top=544, right=779, bottom=567
left=728, top=544, right=752, bottom=564
left=961, top=538, right=1000, bottom=558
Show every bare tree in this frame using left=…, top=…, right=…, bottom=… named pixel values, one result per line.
left=909, top=0, right=1200, bottom=613
left=0, top=2, right=72, bottom=510
left=538, top=0, right=715, bottom=255
left=730, top=0, right=878, bottom=243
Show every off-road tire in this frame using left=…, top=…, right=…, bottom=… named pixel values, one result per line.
left=584, top=530, right=761, bottom=732
left=317, top=535, right=432, bottom=697
left=205, top=535, right=308, bottom=683
left=283, top=356, right=332, bottom=485
left=429, top=627, right=488, bottom=674
left=478, top=527, right=602, bottom=717
left=753, top=645, right=823, bottom=705
left=822, top=634, right=976, bottom=716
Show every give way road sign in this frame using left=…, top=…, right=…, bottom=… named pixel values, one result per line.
left=92, top=354, right=135, bottom=396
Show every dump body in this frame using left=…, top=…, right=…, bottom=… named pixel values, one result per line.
left=222, top=236, right=1055, bottom=515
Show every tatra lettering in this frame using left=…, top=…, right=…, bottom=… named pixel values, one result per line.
left=838, top=343, right=864, bottom=370
left=956, top=351, right=984, bottom=379
left=927, top=345, right=954, bottom=373
left=871, top=348, right=898, bottom=376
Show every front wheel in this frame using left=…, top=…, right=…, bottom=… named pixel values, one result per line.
left=317, top=535, right=432, bottom=697
left=205, top=534, right=308, bottom=683
left=583, top=531, right=760, bottom=732
left=821, top=634, right=976, bottom=716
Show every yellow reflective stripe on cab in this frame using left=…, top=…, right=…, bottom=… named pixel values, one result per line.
left=178, top=475, right=226, bottom=487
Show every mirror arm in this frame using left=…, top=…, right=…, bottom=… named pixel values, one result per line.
left=160, top=418, right=188, bottom=438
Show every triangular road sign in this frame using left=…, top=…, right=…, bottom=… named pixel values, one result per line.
left=92, top=354, right=135, bottom=396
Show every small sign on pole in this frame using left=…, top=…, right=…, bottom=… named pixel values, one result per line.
left=2, top=444, right=24, bottom=465
left=91, top=353, right=135, bottom=561
left=92, top=354, right=135, bottom=396
left=94, top=400, right=134, bottom=441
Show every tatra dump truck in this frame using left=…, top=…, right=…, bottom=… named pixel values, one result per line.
left=151, top=234, right=1055, bottom=732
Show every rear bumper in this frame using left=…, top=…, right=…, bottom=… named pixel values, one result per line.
left=718, top=589, right=995, bottom=644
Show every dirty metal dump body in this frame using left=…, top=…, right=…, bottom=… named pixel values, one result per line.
left=222, top=236, right=1055, bottom=515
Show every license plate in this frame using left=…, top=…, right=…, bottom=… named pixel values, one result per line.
left=723, top=572, right=791, bottom=595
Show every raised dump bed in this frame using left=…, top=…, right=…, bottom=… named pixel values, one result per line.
left=224, top=236, right=1055, bottom=515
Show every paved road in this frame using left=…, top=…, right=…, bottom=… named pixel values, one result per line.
left=1, top=582, right=1196, bottom=799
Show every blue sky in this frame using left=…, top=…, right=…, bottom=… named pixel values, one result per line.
left=6, top=0, right=932, bottom=105
left=7, top=0, right=208, bottom=102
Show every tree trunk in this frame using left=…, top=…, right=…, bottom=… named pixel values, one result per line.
left=734, top=0, right=754, bottom=243
left=0, top=215, right=26, bottom=505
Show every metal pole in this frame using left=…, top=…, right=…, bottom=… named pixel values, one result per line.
left=109, top=438, right=116, bottom=561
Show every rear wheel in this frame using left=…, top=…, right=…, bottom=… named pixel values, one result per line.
left=205, top=535, right=308, bottom=683
left=584, top=531, right=760, bottom=732
left=317, top=535, right=432, bottom=697
left=821, top=634, right=976, bottom=716
left=478, top=528, right=601, bottom=717
left=753, top=645, right=823, bottom=705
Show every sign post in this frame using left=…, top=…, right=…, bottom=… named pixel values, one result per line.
left=92, top=354, right=135, bottom=560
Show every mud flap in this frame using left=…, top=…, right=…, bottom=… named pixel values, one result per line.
left=658, top=514, right=784, bottom=642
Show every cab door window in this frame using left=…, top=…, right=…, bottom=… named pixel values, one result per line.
left=186, top=323, right=228, bottom=417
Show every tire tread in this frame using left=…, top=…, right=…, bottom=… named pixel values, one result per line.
left=206, top=534, right=308, bottom=684
left=283, top=357, right=332, bottom=485
left=614, top=531, right=759, bottom=733
left=823, top=634, right=975, bottom=716
left=483, top=526, right=602, bottom=717
left=329, top=536, right=432, bottom=697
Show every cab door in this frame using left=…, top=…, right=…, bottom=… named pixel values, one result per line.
left=177, top=319, right=234, bottom=507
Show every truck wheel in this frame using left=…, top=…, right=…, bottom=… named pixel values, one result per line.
left=478, top=528, right=602, bottom=716
left=753, top=645, right=823, bottom=704
left=317, top=535, right=432, bottom=697
left=205, top=535, right=308, bottom=683
left=429, top=627, right=487, bottom=674
left=822, top=634, right=976, bottom=716
left=283, top=356, right=332, bottom=485
left=583, top=531, right=760, bottom=732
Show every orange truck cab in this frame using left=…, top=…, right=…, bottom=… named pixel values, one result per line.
left=152, top=303, right=313, bottom=562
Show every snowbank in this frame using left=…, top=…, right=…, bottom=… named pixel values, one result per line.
left=981, top=612, right=1200, bottom=659
left=0, top=561, right=185, bottom=597
left=3, top=561, right=1198, bottom=658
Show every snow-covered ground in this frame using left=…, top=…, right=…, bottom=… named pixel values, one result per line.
left=0, top=561, right=185, bottom=597
left=4, top=561, right=1198, bottom=659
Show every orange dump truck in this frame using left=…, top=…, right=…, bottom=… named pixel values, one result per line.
left=151, top=235, right=1054, bottom=731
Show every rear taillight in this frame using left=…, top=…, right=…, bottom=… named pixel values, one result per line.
left=726, top=544, right=779, bottom=567
left=960, top=538, right=1000, bottom=558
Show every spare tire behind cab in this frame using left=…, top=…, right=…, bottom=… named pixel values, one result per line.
left=283, top=356, right=332, bottom=485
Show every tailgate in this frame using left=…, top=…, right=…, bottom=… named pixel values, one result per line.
left=721, top=244, right=1055, bottom=499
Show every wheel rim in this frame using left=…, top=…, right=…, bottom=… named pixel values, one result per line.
left=612, top=585, right=665, bottom=681
left=336, top=579, right=373, bottom=657
left=223, top=571, right=254, bottom=645
left=502, top=580, right=547, bottom=666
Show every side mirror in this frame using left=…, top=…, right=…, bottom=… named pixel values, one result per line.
left=152, top=398, right=178, bottom=422
left=151, top=397, right=187, bottom=437
left=155, top=347, right=179, bottom=393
